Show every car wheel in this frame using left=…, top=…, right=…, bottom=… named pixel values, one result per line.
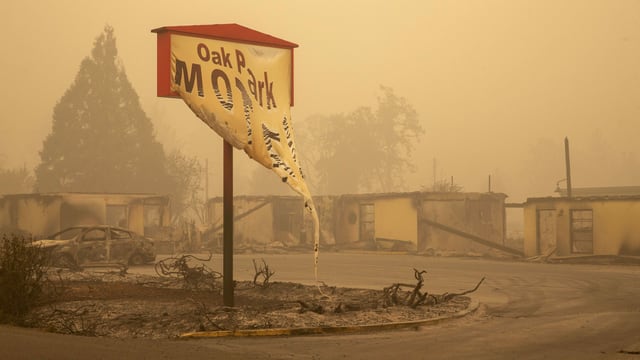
left=128, top=253, right=145, bottom=266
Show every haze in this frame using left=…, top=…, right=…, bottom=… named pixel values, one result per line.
left=2, top=0, right=639, bottom=202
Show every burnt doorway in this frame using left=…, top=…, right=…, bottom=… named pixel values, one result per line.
left=359, top=203, right=375, bottom=243
left=536, top=209, right=556, bottom=255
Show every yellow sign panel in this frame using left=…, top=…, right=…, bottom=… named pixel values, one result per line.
left=170, top=34, right=320, bottom=273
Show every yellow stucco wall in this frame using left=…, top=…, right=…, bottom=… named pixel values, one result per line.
left=60, top=196, right=106, bottom=229
left=421, top=199, right=468, bottom=253
left=374, top=197, right=417, bottom=244
left=591, top=200, right=640, bottom=255
left=334, top=201, right=360, bottom=244
left=523, top=205, right=537, bottom=257
left=524, top=198, right=640, bottom=257
left=16, top=197, right=62, bottom=237
left=0, top=194, right=170, bottom=238
left=127, top=204, right=145, bottom=234
left=420, top=194, right=505, bottom=254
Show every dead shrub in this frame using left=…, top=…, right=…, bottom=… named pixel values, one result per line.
left=252, top=258, right=275, bottom=287
left=382, top=268, right=485, bottom=308
left=154, top=253, right=221, bottom=291
left=0, top=234, right=50, bottom=323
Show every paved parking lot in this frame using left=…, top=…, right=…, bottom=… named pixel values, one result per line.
left=3, top=253, right=640, bottom=359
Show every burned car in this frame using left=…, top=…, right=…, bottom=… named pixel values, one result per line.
left=32, top=225, right=156, bottom=268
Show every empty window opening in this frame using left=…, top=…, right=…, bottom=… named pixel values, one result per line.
left=571, top=209, right=593, bottom=254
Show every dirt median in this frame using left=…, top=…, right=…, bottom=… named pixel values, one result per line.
left=23, top=269, right=473, bottom=339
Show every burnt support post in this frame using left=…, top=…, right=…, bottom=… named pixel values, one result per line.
left=564, top=137, right=572, bottom=198
left=223, top=140, right=234, bottom=306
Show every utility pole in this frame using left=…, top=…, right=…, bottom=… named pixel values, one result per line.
left=564, top=137, right=573, bottom=198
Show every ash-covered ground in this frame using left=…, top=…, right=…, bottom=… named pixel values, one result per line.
left=24, top=269, right=471, bottom=339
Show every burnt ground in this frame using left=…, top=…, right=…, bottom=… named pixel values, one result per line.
left=23, top=269, right=471, bottom=339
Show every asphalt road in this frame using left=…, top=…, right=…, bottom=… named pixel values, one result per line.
left=2, top=253, right=639, bottom=359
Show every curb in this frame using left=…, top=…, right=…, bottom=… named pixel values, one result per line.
left=336, top=250, right=413, bottom=256
left=547, top=255, right=640, bottom=266
left=179, top=298, right=480, bottom=338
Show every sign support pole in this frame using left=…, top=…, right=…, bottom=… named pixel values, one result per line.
left=223, top=140, right=234, bottom=307
left=152, top=25, right=301, bottom=308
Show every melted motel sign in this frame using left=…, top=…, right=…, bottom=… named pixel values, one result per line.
left=151, top=24, right=320, bottom=274
left=151, top=23, right=310, bottom=200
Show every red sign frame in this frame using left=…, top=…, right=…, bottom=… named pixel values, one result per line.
left=151, top=23, right=298, bottom=105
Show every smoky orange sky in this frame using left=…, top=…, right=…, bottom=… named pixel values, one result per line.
left=1, top=0, right=639, bottom=202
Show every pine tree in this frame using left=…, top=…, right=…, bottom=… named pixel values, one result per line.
left=35, top=26, right=172, bottom=194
